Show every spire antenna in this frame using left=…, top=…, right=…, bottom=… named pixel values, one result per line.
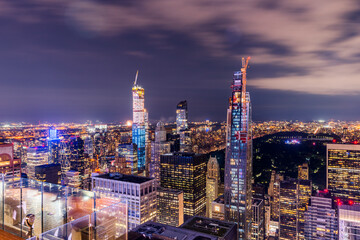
left=134, top=70, right=139, bottom=86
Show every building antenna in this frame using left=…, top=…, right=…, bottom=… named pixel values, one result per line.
left=134, top=70, right=139, bottom=86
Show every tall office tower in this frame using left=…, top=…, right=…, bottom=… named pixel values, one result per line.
left=176, top=101, right=191, bottom=152
left=279, top=179, right=312, bottom=240
left=224, top=57, right=252, bottom=240
left=160, top=152, right=206, bottom=218
left=0, top=143, right=21, bottom=177
left=35, top=163, right=61, bottom=184
left=65, top=170, right=82, bottom=188
left=251, top=199, right=265, bottom=240
left=144, top=110, right=151, bottom=176
left=339, top=204, right=360, bottom=239
left=176, top=100, right=188, bottom=134
left=48, top=128, right=60, bottom=164
left=298, top=162, right=309, bottom=180
left=27, top=146, right=49, bottom=179
left=118, top=143, right=138, bottom=175
left=268, top=171, right=284, bottom=222
left=83, top=135, right=94, bottom=159
left=206, top=156, right=220, bottom=217
left=92, top=173, right=157, bottom=230
left=327, top=143, right=360, bottom=202
left=304, top=190, right=338, bottom=240
left=67, top=137, right=87, bottom=175
left=132, top=71, right=146, bottom=171
left=150, top=122, right=170, bottom=182
left=157, top=187, right=184, bottom=227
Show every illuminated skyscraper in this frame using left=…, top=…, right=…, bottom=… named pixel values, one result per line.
left=27, top=146, right=49, bottom=179
left=132, top=71, right=147, bottom=171
left=48, top=128, right=60, bottom=164
left=298, top=162, right=309, bottom=180
left=157, top=187, right=184, bottom=227
left=339, top=204, right=360, bottom=239
left=177, top=101, right=191, bottom=152
left=206, top=156, right=220, bottom=217
left=160, top=152, right=206, bottom=218
left=224, top=57, right=252, bottom=239
left=279, top=179, right=312, bottom=240
left=327, top=143, right=360, bottom=202
left=150, top=122, right=170, bottom=182
left=176, top=100, right=188, bottom=134
left=118, top=143, right=138, bottom=175
left=304, top=190, right=338, bottom=240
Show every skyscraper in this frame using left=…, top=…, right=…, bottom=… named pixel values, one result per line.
left=26, top=146, right=49, bottom=179
left=206, top=156, right=220, bottom=217
left=338, top=204, right=360, bottom=239
left=251, top=198, right=265, bottom=240
left=132, top=70, right=147, bottom=171
left=224, top=57, right=252, bottom=239
left=176, top=101, right=191, bottom=152
left=150, top=122, right=170, bottom=182
left=304, top=190, right=338, bottom=240
left=118, top=143, right=138, bottom=175
left=327, top=143, right=360, bottom=202
left=160, top=152, right=206, bottom=218
left=298, top=162, right=309, bottom=180
left=157, top=187, right=184, bottom=227
left=279, top=179, right=312, bottom=240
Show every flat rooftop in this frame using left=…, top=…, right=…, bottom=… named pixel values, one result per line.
left=93, top=173, right=154, bottom=184
left=213, top=195, right=224, bottom=204
left=181, top=216, right=236, bottom=238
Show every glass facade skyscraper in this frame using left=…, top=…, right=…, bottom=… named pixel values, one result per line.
left=224, top=58, right=252, bottom=239
left=327, top=143, right=360, bottom=202
left=132, top=71, right=147, bottom=171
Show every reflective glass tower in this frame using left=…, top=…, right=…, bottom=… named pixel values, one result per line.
left=224, top=57, right=252, bottom=239
left=132, top=71, right=147, bottom=171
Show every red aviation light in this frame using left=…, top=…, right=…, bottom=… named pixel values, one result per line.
left=337, top=201, right=342, bottom=206
left=323, top=189, right=329, bottom=193
left=354, top=141, right=358, bottom=144
left=332, top=139, right=336, bottom=143
left=349, top=200, right=354, bottom=206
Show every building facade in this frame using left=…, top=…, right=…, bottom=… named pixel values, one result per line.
left=176, top=100, right=191, bottom=152
left=206, top=156, right=220, bottom=217
left=160, top=152, right=206, bottom=218
left=118, top=143, right=138, bottom=175
left=327, top=144, right=360, bottom=202
left=35, top=163, right=61, bottom=184
left=150, top=122, right=170, bottom=182
left=0, top=143, right=21, bottom=176
left=157, top=187, right=184, bottom=227
left=304, top=191, right=338, bottom=240
left=298, top=162, right=309, bottom=180
left=132, top=71, right=147, bottom=171
left=251, top=198, right=265, bottom=240
left=92, top=173, right=157, bottom=230
left=224, top=57, right=252, bottom=239
left=279, top=179, right=312, bottom=240
left=339, top=204, right=360, bottom=240
left=27, top=146, right=49, bottom=179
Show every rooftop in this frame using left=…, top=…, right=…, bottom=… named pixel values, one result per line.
left=213, top=195, right=224, bottom=204
left=181, top=216, right=236, bottom=238
left=93, top=173, right=154, bottom=184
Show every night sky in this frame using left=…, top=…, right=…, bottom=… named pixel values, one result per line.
left=1, top=0, right=360, bottom=123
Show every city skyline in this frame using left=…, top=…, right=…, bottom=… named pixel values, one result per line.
left=1, top=1, right=360, bottom=123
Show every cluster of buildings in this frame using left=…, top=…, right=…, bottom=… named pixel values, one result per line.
left=1, top=62, right=360, bottom=240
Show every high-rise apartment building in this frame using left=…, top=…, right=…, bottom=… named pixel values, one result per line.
left=132, top=71, right=147, bottom=171
left=118, top=143, right=138, bottom=175
left=339, top=204, right=360, bottom=239
left=224, top=57, right=252, bottom=239
left=160, top=152, right=206, bottom=218
left=150, top=122, right=170, bottom=182
left=206, top=156, right=220, bottom=217
left=176, top=101, right=191, bottom=152
left=251, top=198, right=265, bottom=240
left=157, top=187, right=184, bottom=227
left=298, top=162, right=309, bottom=180
left=279, top=179, right=312, bottom=240
left=304, top=190, right=338, bottom=240
left=268, top=171, right=284, bottom=237
left=92, top=173, right=157, bottom=230
left=27, top=146, right=49, bottom=179
left=327, top=143, right=360, bottom=202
